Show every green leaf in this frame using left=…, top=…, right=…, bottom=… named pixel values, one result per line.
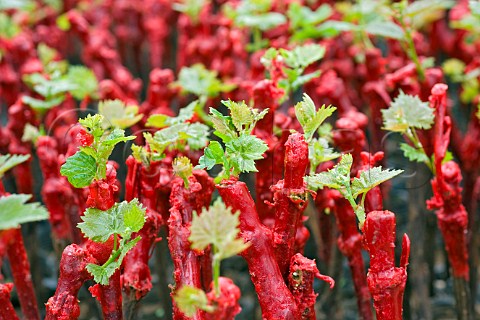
left=236, top=12, right=286, bottom=30
left=172, top=0, right=209, bottom=24
left=173, top=286, right=212, bottom=317
left=38, top=43, right=57, bottom=66
left=405, top=0, right=454, bottom=29
left=31, top=76, right=77, bottom=97
left=222, top=100, right=254, bottom=132
left=309, top=138, right=340, bottom=172
left=295, top=93, right=336, bottom=142
left=316, top=20, right=357, bottom=37
left=99, top=100, right=143, bottom=129
left=0, top=13, right=20, bottom=39
left=66, top=66, right=99, bottom=100
left=225, top=134, right=268, bottom=173
left=280, top=44, right=326, bottom=70
left=176, top=64, right=235, bottom=98
left=0, top=0, right=35, bottom=11
left=86, top=236, right=141, bottom=285
left=400, top=143, right=429, bottom=163
left=0, top=194, right=49, bottom=230
left=56, top=13, right=71, bottom=31
left=78, top=199, right=146, bottom=242
left=0, top=154, right=30, bottom=178
left=146, top=100, right=196, bottom=128
left=287, top=2, right=332, bottom=31
left=146, top=124, right=188, bottom=154
left=22, top=95, right=65, bottom=113
left=103, top=128, right=136, bottom=146
left=351, top=167, right=403, bottom=198
left=382, top=91, right=434, bottom=132
left=209, top=108, right=237, bottom=141
left=306, top=153, right=352, bottom=190
left=22, top=123, right=41, bottom=143
left=60, top=151, right=97, bottom=188
left=185, top=123, right=210, bottom=150
left=442, top=58, right=466, bottom=80
left=364, top=21, right=404, bottom=39
left=196, top=141, right=225, bottom=170
left=190, top=199, right=249, bottom=260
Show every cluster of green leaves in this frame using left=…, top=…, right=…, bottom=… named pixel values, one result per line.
left=327, top=0, right=403, bottom=44
left=172, top=0, right=209, bottom=24
left=224, top=0, right=286, bottom=51
left=175, top=64, right=236, bottom=123
left=22, top=44, right=98, bottom=114
left=78, top=199, right=146, bottom=285
left=381, top=91, right=435, bottom=171
left=174, top=199, right=248, bottom=315
left=138, top=101, right=209, bottom=165
left=0, top=154, right=49, bottom=230
left=451, top=1, right=480, bottom=42
left=328, top=0, right=453, bottom=41
left=287, top=3, right=333, bottom=43
left=196, top=100, right=268, bottom=181
left=307, top=154, right=403, bottom=226
left=261, top=43, right=325, bottom=99
left=60, top=114, right=135, bottom=188
left=175, top=64, right=236, bottom=100
left=98, top=99, right=143, bottom=130
left=294, top=93, right=339, bottom=174
left=442, top=58, right=480, bottom=104
left=392, top=0, right=453, bottom=80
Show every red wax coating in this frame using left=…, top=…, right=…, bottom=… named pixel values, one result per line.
left=37, top=136, right=78, bottom=241
left=2, top=228, right=40, bottom=320
left=0, top=283, right=19, bottom=320
left=252, top=80, right=285, bottom=223
left=358, top=152, right=385, bottom=213
left=427, top=161, right=469, bottom=279
left=427, top=83, right=469, bottom=280
left=333, top=195, right=373, bottom=320
left=288, top=253, right=334, bottom=320
left=89, top=270, right=123, bottom=320
left=217, top=179, right=299, bottom=320
left=363, top=211, right=410, bottom=320
left=272, top=133, right=309, bottom=278
left=168, top=172, right=214, bottom=320
left=122, top=208, right=162, bottom=300
left=205, top=277, right=242, bottom=320
left=45, top=244, right=95, bottom=320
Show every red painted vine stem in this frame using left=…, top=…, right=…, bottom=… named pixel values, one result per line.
left=123, top=156, right=163, bottom=304
left=0, top=187, right=39, bottom=320
left=168, top=171, right=214, bottom=319
left=271, top=132, right=309, bottom=278
left=0, top=228, right=40, bottom=320
left=332, top=196, right=373, bottom=320
left=288, top=253, right=334, bottom=320
left=363, top=210, right=410, bottom=320
left=253, top=80, right=285, bottom=226
left=427, top=84, right=473, bottom=319
left=217, top=178, right=299, bottom=319
left=0, top=283, right=19, bottom=320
